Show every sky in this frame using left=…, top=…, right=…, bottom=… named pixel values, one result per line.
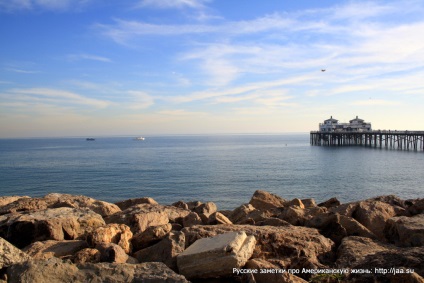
left=1, top=0, right=424, bottom=138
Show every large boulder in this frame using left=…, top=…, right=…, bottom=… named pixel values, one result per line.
left=134, top=231, right=185, bottom=271
left=336, top=236, right=424, bottom=281
left=0, top=196, right=30, bottom=208
left=114, top=197, right=158, bottom=210
left=408, top=199, right=424, bottom=215
left=182, top=224, right=334, bottom=270
left=384, top=214, right=424, bottom=247
left=23, top=240, right=88, bottom=260
left=72, top=248, right=101, bottom=264
left=249, top=190, right=286, bottom=211
left=104, top=204, right=169, bottom=233
left=193, top=202, right=217, bottom=224
left=0, top=198, right=49, bottom=215
left=0, top=207, right=105, bottom=248
left=95, top=243, right=133, bottom=264
left=87, top=223, right=133, bottom=254
left=131, top=223, right=172, bottom=251
left=0, top=237, right=30, bottom=269
left=43, top=193, right=121, bottom=217
left=177, top=231, right=256, bottom=279
left=7, top=258, right=189, bottom=283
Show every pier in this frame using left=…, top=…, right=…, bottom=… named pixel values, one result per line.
left=310, top=131, right=424, bottom=151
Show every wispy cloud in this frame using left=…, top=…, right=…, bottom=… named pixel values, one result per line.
left=136, top=0, right=210, bottom=10
left=66, top=53, right=112, bottom=63
left=0, top=0, right=92, bottom=12
left=351, top=99, right=400, bottom=106
left=127, top=91, right=155, bottom=109
left=5, top=67, right=40, bottom=74
left=2, top=88, right=111, bottom=108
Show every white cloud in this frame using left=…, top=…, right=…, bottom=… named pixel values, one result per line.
left=0, top=0, right=91, bottom=12
left=136, top=0, right=210, bottom=9
left=351, top=99, right=400, bottom=106
left=4, top=88, right=111, bottom=108
left=67, top=54, right=112, bottom=63
left=127, top=91, right=154, bottom=109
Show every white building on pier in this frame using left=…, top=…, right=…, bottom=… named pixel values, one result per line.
left=319, top=116, right=372, bottom=132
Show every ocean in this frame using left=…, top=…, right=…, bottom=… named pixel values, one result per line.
left=0, top=134, right=423, bottom=210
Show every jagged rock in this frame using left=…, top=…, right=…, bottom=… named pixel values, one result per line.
left=249, top=190, right=286, bottom=211
left=134, top=231, right=185, bottom=271
left=353, top=200, right=398, bottom=239
left=182, top=224, right=334, bottom=270
left=7, top=258, right=189, bottom=283
left=228, top=204, right=256, bottom=224
left=277, top=206, right=306, bottom=225
left=371, top=195, right=410, bottom=209
left=255, top=217, right=290, bottom=227
left=114, top=197, right=158, bottom=210
left=287, top=198, right=305, bottom=209
left=131, top=223, right=172, bottom=251
left=245, top=258, right=308, bottom=283
left=318, top=197, right=340, bottom=208
left=211, top=212, right=233, bottom=225
left=44, top=193, right=121, bottom=217
left=172, top=201, right=189, bottom=210
left=301, top=198, right=316, bottom=208
left=0, top=207, right=105, bottom=248
left=329, top=202, right=358, bottom=217
left=161, top=206, right=191, bottom=224
left=0, top=196, right=30, bottom=208
left=194, top=202, right=218, bottom=224
left=182, top=212, right=203, bottom=227
left=104, top=204, right=169, bottom=233
left=87, top=223, right=133, bottom=254
left=0, top=198, right=49, bottom=215
left=408, top=199, right=424, bottom=216
left=96, top=243, right=131, bottom=263
left=336, top=236, right=424, bottom=281
left=186, top=201, right=203, bottom=211
left=0, top=237, right=30, bottom=269
left=73, top=248, right=101, bottom=264
left=23, top=240, right=88, bottom=260
left=177, top=231, right=256, bottom=279
left=384, top=214, right=424, bottom=247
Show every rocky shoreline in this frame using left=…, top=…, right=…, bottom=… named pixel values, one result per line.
left=0, top=190, right=423, bottom=283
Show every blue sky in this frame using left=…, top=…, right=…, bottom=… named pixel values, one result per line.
left=1, top=0, right=424, bottom=137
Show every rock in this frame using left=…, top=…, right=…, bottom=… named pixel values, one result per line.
left=161, top=206, right=191, bottom=224
left=353, top=200, right=398, bottom=239
left=186, top=201, right=203, bottom=211
left=182, top=212, right=203, bottom=227
left=0, top=196, right=30, bottom=208
left=0, top=207, right=105, bottom=248
left=177, top=231, right=256, bottom=279
left=245, top=258, right=308, bottom=283
left=131, top=223, right=172, bottom=251
left=337, top=236, right=424, bottom=281
left=228, top=204, right=256, bottom=224
left=371, top=195, right=409, bottom=209
left=114, top=197, right=158, bottom=210
left=384, top=214, right=424, bottom=247
left=329, top=202, right=358, bottom=217
left=0, top=237, right=31, bottom=269
left=255, top=217, right=290, bottom=227
left=287, top=198, right=305, bottom=209
left=408, top=199, right=424, bottom=216
left=134, top=231, right=185, bottom=271
left=7, top=258, right=189, bottom=283
left=194, top=202, right=218, bottom=224
left=301, top=198, right=316, bottom=208
left=211, top=212, right=233, bottom=225
left=23, top=240, right=88, bottom=260
left=87, top=223, right=133, bottom=254
left=318, top=197, right=340, bottom=208
left=249, top=190, right=286, bottom=211
left=277, top=206, right=306, bottom=226
left=44, top=193, right=121, bottom=217
left=0, top=198, right=49, bottom=215
left=172, top=201, right=189, bottom=210
left=104, top=204, right=169, bottom=233
left=338, top=215, right=376, bottom=239
left=182, top=225, right=334, bottom=271
left=96, top=243, right=130, bottom=263
left=73, top=248, right=101, bottom=264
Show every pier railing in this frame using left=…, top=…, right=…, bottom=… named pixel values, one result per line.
left=310, top=131, right=424, bottom=151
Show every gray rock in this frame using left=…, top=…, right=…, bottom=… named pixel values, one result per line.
left=177, top=231, right=256, bottom=279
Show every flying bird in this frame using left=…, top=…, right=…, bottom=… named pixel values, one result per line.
left=321, top=69, right=326, bottom=72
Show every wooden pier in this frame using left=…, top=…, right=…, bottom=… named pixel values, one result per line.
left=310, top=131, right=424, bottom=151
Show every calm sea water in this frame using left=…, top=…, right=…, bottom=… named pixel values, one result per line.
left=0, top=134, right=423, bottom=210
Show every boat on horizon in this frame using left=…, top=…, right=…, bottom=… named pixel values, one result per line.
left=86, top=138, right=95, bottom=141
left=134, top=137, right=145, bottom=141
